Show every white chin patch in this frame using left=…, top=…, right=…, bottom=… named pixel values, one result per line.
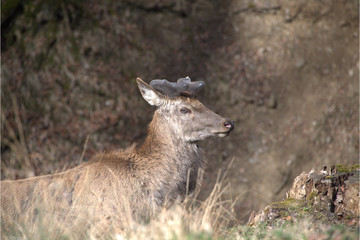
left=217, top=132, right=228, bottom=138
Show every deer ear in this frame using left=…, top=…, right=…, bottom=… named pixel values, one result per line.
left=136, top=78, right=165, bottom=106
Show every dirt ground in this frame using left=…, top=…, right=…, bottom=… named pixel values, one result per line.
left=1, top=0, right=359, bottom=223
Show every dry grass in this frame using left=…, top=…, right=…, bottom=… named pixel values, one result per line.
left=1, top=95, right=34, bottom=178
left=1, top=156, right=237, bottom=240
left=122, top=173, right=237, bottom=240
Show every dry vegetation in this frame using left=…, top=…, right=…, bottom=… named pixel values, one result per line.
left=1, top=163, right=236, bottom=239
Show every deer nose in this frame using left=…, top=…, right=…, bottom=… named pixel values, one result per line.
left=224, top=119, right=234, bottom=131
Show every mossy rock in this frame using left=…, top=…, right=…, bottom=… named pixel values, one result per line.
left=335, top=164, right=360, bottom=173
left=249, top=166, right=359, bottom=227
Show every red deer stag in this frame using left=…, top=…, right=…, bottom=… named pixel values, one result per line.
left=1, top=77, right=234, bottom=230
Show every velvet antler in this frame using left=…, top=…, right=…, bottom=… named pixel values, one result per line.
left=150, top=77, right=205, bottom=98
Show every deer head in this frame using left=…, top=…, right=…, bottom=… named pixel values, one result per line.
left=137, top=78, right=234, bottom=143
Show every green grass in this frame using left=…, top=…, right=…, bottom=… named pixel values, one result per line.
left=221, top=220, right=359, bottom=240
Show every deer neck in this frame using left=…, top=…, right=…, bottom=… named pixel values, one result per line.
left=136, top=111, right=207, bottom=202
left=137, top=111, right=204, bottom=166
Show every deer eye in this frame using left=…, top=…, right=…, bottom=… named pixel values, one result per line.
left=180, top=107, right=191, bottom=114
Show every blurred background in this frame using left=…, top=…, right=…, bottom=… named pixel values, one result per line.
left=1, top=0, right=358, bottom=223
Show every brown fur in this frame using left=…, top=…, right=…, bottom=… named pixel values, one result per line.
left=1, top=78, right=233, bottom=229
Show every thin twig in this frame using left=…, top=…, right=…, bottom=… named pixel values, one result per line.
left=2, top=97, right=33, bottom=172
left=79, top=135, right=90, bottom=163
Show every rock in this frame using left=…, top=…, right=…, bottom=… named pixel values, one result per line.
left=286, top=171, right=308, bottom=199
left=295, top=58, right=305, bottom=69
left=248, top=164, right=359, bottom=226
left=266, top=94, right=277, bottom=109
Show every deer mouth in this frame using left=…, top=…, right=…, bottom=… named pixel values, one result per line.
left=214, top=131, right=231, bottom=137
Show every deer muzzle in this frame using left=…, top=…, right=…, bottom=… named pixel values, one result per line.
left=214, top=119, right=234, bottom=137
